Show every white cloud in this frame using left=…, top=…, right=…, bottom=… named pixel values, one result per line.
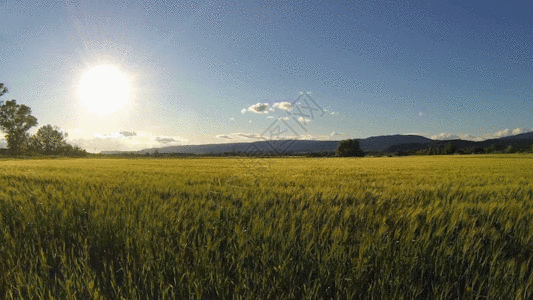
left=488, top=128, right=530, bottom=139
left=458, top=134, right=484, bottom=142
left=216, top=134, right=232, bottom=139
left=245, top=103, right=270, bottom=114
left=418, top=111, right=426, bottom=117
left=297, top=116, right=311, bottom=123
left=68, top=131, right=188, bottom=153
left=279, top=116, right=290, bottom=121
left=427, top=127, right=532, bottom=142
left=331, top=131, right=343, bottom=136
left=229, top=117, right=235, bottom=121
left=273, top=102, right=292, bottom=111
left=430, top=133, right=459, bottom=140
left=241, top=108, right=247, bottom=114
left=267, top=116, right=275, bottom=119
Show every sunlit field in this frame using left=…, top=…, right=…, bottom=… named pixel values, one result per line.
left=1, top=155, right=533, bottom=299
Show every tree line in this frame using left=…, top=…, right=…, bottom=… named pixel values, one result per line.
left=0, top=83, right=86, bottom=157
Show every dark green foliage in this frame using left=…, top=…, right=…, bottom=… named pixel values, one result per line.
left=485, top=144, right=503, bottom=154
left=463, top=147, right=484, bottom=154
left=0, top=83, right=7, bottom=97
left=28, top=124, right=68, bottom=155
left=504, top=145, right=515, bottom=154
left=444, top=142, right=458, bottom=155
left=335, top=139, right=365, bottom=157
left=61, top=143, right=88, bottom=157
left=25, top=124, right=87, bottom=157
left=0, top=100, right=38, bottom=156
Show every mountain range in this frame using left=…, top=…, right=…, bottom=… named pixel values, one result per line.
left=101, top=132, right=533, bottom=155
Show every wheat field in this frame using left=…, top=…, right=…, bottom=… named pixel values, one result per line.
left=1, top=155, right=533, bottom=299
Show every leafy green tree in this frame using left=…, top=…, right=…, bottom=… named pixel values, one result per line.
left=0, top=83, right=7, bottom=97
left=335, top=139, right=365, bottom=157
left=0, top=100, right=38, bottom=156
left=28, top=124, right=68, bottom=155
left=61, top=143, right=87, bottom=157
left=444, top=142, right=458, bottom=155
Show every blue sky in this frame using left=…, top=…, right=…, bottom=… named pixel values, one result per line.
left=1, top=0, right=532, bottom=152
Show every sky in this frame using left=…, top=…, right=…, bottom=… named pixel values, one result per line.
left=1, top=0, right=532, bottom=152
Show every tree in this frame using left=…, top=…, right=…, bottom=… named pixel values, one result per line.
left=61, top=143, right=88, bottom=157
left=0, top=83, right=7, bottom=97
left=28, top=124, right=68, bottom=155
left=0, top=100, right=38, bottom=156
left=504, top=145, right=515, bottom=154
left=444, top=142, right=458, bottom=155
left=335, top=139, right=365, bottom=157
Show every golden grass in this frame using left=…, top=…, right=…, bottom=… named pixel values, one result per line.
left=1, top=155, right=533, bottom=299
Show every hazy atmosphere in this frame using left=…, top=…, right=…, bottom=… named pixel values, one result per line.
left=1, top=0, right=532, bottom=152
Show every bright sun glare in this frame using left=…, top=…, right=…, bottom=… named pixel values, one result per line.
left=78, top=65, right=130, bottom=115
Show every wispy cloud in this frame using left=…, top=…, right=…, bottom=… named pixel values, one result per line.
left=229, top=117, right=235, bottom=121
left=156, top=137, right=180, bottom=144
left=236, top=133, right=262, bottom=139
left=216, top=132, right=331, bottom=141
left=324, top=109, right=339, bottom=115
left=216, top=134, right=232, bottom=139
left=119, top=131, right=137, bottom=137
left=331, top=131, right=343, bottom=136
left=297, top=134, right=331, bottom=141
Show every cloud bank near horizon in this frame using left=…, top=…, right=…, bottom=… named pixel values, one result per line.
left=427, top=128, right=532, bottom=142
left=66, top=131, right=188, bottom=153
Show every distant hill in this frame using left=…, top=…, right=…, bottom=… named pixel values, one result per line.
left=359, top=135, right=433, bottom=151
left=98, top=133, right=533, bottom=156
left=135, top=140, right=340, bottom=155
left=112, top=134, right=440, bottom=155
left=498, top=132, right=533, bottom=141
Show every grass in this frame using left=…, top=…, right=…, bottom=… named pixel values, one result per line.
left=1, top=155, right=533, bottom=299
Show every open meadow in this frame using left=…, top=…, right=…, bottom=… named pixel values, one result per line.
left=1, top=155, right=533, bottom=299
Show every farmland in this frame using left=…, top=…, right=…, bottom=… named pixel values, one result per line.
left=1, top=155, right=533, bottom=299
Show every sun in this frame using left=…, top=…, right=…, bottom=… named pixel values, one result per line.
left=78, top=65, right=130, bottom=115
